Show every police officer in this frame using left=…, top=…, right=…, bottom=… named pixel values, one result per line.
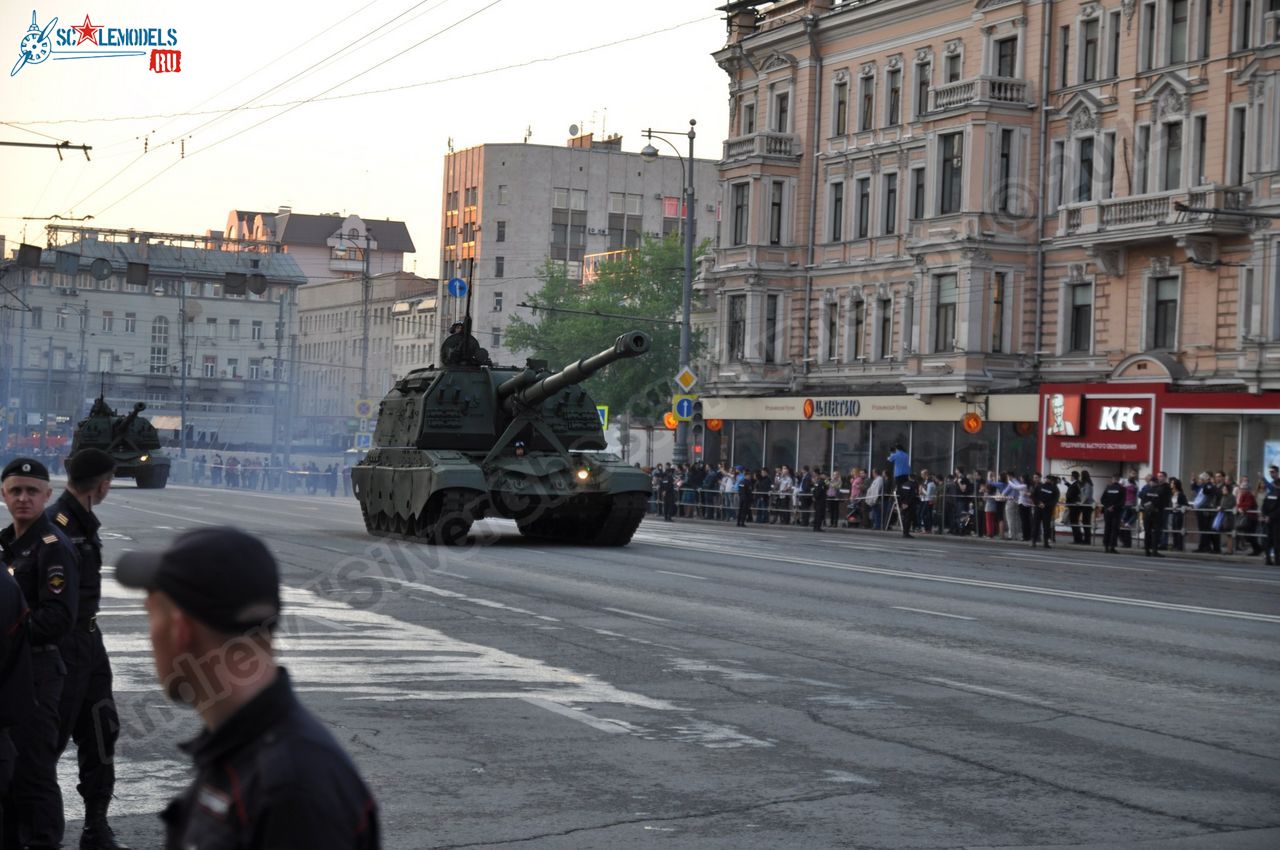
left=1260, top=468, right=1280, bottom=566
left=1099, top=475, right=1126, bottom=553
left=0, top=457, right=79, bottom=850
left=49, top=449, right=130, bottom=849
left=1138, top=474, right=1170, bottom=557
left=895, top=475, right=918, bottom=538
left=1032, top=474, right=1060, bottom=548
left=812, top=468, right=828, bottom=532
left=116, top=528, right=380, bottom=849
left=735, top=466, right=753, bottom=527
left=1, top=557, right=33, bottom=843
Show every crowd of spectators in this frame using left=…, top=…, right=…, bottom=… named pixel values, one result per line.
left=190, top=453, right=349, bottom=496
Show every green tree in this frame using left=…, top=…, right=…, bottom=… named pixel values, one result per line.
left=504, top=234, right=703, bottom=419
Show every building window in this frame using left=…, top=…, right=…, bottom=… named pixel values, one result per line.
left=1082, top=18, right=1099, bottom=82
left=202, top=355, right=216, bottom=378
left=1059, top=25, right=1071, bottom=87
left=1193, top=115, right=1207, bottom=185
left=991, top=272, right=1006, bottom=353
left=491, top=327, right=502, bottom=349
left=1141, top=2, right=1156, bottom=70
left=1169, top=0, right=1189, bottom=64
left=731, top=183, right=750, bottom=245
left=940, top=132, right=963, bottom=214
left=728, top=294, right=746, bottom=361
left=495, top=256, right=505, bottom=278
left=496, top=220, right=506, bottom=242
left=125, top=312, right=136, bottom=334
left=945, top=52, right=961, bottom=83
left=1108, top=10, right=1122, bottom=77
left=1077, top=136, right=1095, bottom=202
left=911, top=167, right=926, bottom=219
left=742, top=100, right=756, bottom=134
left=249, top=359, right=261, bottom=380
left=852, top=299, right=865, bottom=360
left=1237, top=0, right=1255, bottom=51
left=1136, top=125, right=1151, bottom=193
left=1163, top=122, right=1183, bottom=190
left=826, top=306, right=838, bottom=361
left=996, top=36, right=1018, bottom=78
left=30, top=307, right=42, bottom=329
left=856, top=177, right=870, bottom=239
left=1152, top=276, right=1179, bottom=348
left=1103, top=131, right=1117, bottom=198
left=553, top=187, right=587, bottom=210
left=1200, top=0, right=1212, bottom=59
left=830, top=182, right=845, bottom=242
left=833, top=80, right=849, bottom=135
left=858, top=75, right=875, bottom=131
left=493, top=291, right=504, bottom=311
left=1229, top=106, right=1248, bottom=185
left=101, top=310, right=113, bottom=333
left=915, top=62, right=931, bottom=118
left=765, top=294, right=779, bottom=364
left=251, top=320, right=263, bottom=341
left=55, top=310, right=67, bottom=330
left=1069, top=283, right=1092, bottom=352
left=934, top=274, right=957, bottom=352
left=227, top=358, right=239, bottom=379
left=878, top=298, right=893, bottom=360
left=98, top=350, right=112, bottom=373
left=150, top=316, right=169, bottom=374
left=998, top=128, right=1015, bottom=212
left=772, top=87, right=790, bottom=132
left=769, top=180, right=784, bottom=245
left=608, top=193, right=642, bottom=215
left=229, top=319, right=241, bottom=340
left=498, top=184, right=510, bottom=205
left=886, top=68, right=902, bottom=125
left=883, top=173, right=898, bottom=235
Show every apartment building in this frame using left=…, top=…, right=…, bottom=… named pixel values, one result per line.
left=698, top=0, right=1280, bottom=480
left=0, top=227, right=306, bottom=448
left=439, top=133, right=719, bottom=365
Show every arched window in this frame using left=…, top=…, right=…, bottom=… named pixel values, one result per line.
left=150, top=316, right=170, bottom=374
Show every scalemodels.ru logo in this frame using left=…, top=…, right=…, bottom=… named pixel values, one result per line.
left=10, top=10, right=181, bottom=76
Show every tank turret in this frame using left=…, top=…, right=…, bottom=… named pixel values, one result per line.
left=69, top=396, right=171, bottom=489
left=351, top=329, right=654, bottom=547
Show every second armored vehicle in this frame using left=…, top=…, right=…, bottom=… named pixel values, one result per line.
left=352, top=325, right=653, bottom=546
left=69, top=397, right=171, bottom=489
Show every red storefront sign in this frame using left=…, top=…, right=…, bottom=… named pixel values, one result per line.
left=1042, top=394, right=1152, bottom=462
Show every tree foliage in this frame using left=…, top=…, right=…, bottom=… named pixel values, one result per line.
left=504, top=234, right=704, bottom=420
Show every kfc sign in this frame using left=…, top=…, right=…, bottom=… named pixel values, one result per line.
left=1043, top=393, right=1152, bottom=462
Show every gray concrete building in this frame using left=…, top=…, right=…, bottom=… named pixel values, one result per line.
left=439, top=132, right=720, bottom=365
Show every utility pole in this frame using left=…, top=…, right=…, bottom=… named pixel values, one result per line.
left=360, top=229, right=373, bottom=398
left=270, top=286, right=285, bottom=467
left=283, top=324, right=297, bottom=475
left=16, top=267, right=28, bottom=447
left=76, top=299, right=88, bottom=414
left=179, top=273, right=188, bottom=459
left=39, top=335, right=52, bottom=450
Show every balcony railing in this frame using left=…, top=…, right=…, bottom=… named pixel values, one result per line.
left=930, top=76, right=1031, bottom=112
left=722, top=131, right=800, bottom=161
left=1058, top=185, right=1254, bottom=238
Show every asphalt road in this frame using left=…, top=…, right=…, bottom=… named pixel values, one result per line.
left=13, top=481, right=1280, bottom=849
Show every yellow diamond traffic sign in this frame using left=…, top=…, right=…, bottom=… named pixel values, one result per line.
left=674, top=367, right=698, bottom=392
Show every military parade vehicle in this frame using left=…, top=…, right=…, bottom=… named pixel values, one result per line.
left=69, top=396, right=171, bottom=489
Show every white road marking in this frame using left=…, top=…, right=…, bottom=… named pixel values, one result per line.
left=891, top=606, right=976, bottom=621
left=372, top=577, right=560, bottom=622
left=924, top=677, right=1055, bottom=708
left=655, top=569, right=708, bottom=581
left=640, top=540, right=1280, bottom=624
left=520, top=698, right=633, bottom=734
left=602, top=607, right=672, bottom=623
left=1215, top=575, right=1280, bottom=585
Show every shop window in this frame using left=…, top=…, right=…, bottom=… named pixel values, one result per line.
left=832, top=421, right=872, bottom=475
left=798, top=420, right=835, bottom=474
left=765, top=421, right=798, bottom=472
left=732, top=420, right=764, bottom=469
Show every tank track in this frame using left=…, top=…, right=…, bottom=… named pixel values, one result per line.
left=361, top=488, right=475, bottom=546
left=517, top=491, right=646, bottom=546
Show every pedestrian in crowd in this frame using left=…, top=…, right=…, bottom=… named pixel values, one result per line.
left=1078, top=470, right=1095, bottom=544
left=1099, top=475, right=1126, bottom=553
left=1261, top=467, right=1280, bottom=565
left=116, top=528, right=381, bottom=849
left=826, top=470, right=842, bottom=528
left=327, top=464, right=339, bottom=497
left=1001, top=473, right=1023, bottom=540
left=0, top=458, right=80, bottom=850
left=982, top=481, right=1000, bottom=538
left=756, top=468, right=772, bottom=524
left=735, top=466, right=753, bottom=527
left=774, top=466, right=795, bottom=525
left=720, top=466, right=736, bottom=522
left=865, top=469, right=885, bottom=530
left=210, top=453, right=223, bottom=487
left=1019, top=474, right=1036, bottom=541
left=918, top=471, right=936, bottom=534
left=47, top=449, right=130, bottom=850
left=1168, top=477, right=1189, bottom=551
left=226, top=456, right=241, bottom=489
left=889, top=444, right=910, bottom=486
left=795, top=466, right=813, bottom=528
left=0, top=539, right=33, bottom=844
left=1121, top=474, right=1139, bottom=546
left=684, top=464, right=705, bottom=519
left=895, top=474, right=918, bottom=538
left=1235, top=475, right=1262, bottom=556
left=811, top=468, right=828, bottom=532
left=659, top=466, right=676, bottom=522
left=1218, top=480, right=1238, bottom=555
left=1193, top=472, right=1220, bottom=552
left=847, top=469, right=865, bottom=528
left=1032, top=474, right=1059, bottom=548
left=1065, top=472, right=1083, bottom=544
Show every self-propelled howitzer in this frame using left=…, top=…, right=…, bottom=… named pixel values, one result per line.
left=69, top=397, right=171, bottom=488
left=351, top=330, right=653, bottom=545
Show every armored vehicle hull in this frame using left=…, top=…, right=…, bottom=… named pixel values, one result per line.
left=352, top=331, right=652, bottom=546
left=70, top=398, right=171, bottom=489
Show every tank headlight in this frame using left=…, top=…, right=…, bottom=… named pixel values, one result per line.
left=139, top=454, right=149, bottom=462
left=575, top=467, right=590, bottom=481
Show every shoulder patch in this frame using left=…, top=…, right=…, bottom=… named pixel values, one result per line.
left=48, top=565, right=66, bottom=594
left=42, top=534, right=58, bottom=544
left=55, top=513, right=69, bottom=527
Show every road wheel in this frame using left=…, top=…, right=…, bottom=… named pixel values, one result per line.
left=435, top=489, right=474, bottom=546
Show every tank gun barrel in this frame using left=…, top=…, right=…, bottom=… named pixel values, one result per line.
left=508, top=331, right=650, bottom=410
left=113, top=402, right=146, bottom=435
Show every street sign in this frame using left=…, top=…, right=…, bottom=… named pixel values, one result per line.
left=596, top=405, right=609, bottom=429
left=355, top=399, right=374, bottom=418
left=672, top=394, right=697, bottom=422
left=354, top=433, right=373, bottom=450
left=674, top=367, right=698, bottom=392
left=358, top=418, right=373, bottom=433
left=447, top=277, right=468, bottom=297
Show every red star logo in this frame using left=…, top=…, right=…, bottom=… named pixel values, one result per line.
left=72, top=15, right=101, bottom=46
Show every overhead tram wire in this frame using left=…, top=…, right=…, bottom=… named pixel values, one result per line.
left=88, top=0, right=510, bottom=219
left=64, top=0, right=456, bottom=214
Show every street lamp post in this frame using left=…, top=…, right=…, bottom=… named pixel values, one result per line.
left=641, top=118, right=696, bottom=465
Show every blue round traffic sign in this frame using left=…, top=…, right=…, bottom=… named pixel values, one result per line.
left=447, top=277, right=468, bottom=297
left=675, top=397, right=694, bottom=418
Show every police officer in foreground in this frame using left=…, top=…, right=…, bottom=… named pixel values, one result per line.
left=116, top=527, right=380, bottom=849
left=895, top=474, right=918, bottom=538
left=49, top=448, right=130, bottom=849
left=1099, top=475, right=1126, bottom=553
left=0, top=457, right=79, bottom=850
left=1032, top=474, right=1060, bottom=548
left=1260, top=467, right=1280, bottom=566
left=1138, top=473, right=1170, bottom=557
left=0, top=551, right=34, bottom=842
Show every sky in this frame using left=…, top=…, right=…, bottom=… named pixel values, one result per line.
left=1, top=0, right=732, bottom=275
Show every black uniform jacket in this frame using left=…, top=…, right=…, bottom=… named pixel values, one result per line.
left=1099, top=483, right=1126, bottom=511
left=0, top=514, right=79, bottom=648
left=1034, top=483, right=1059, bottom=509
left=0, top=569, right=33, bottom=728
left=162, top=668, right=379, bottom=850
left=47, top=490, right=103, bottom=622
